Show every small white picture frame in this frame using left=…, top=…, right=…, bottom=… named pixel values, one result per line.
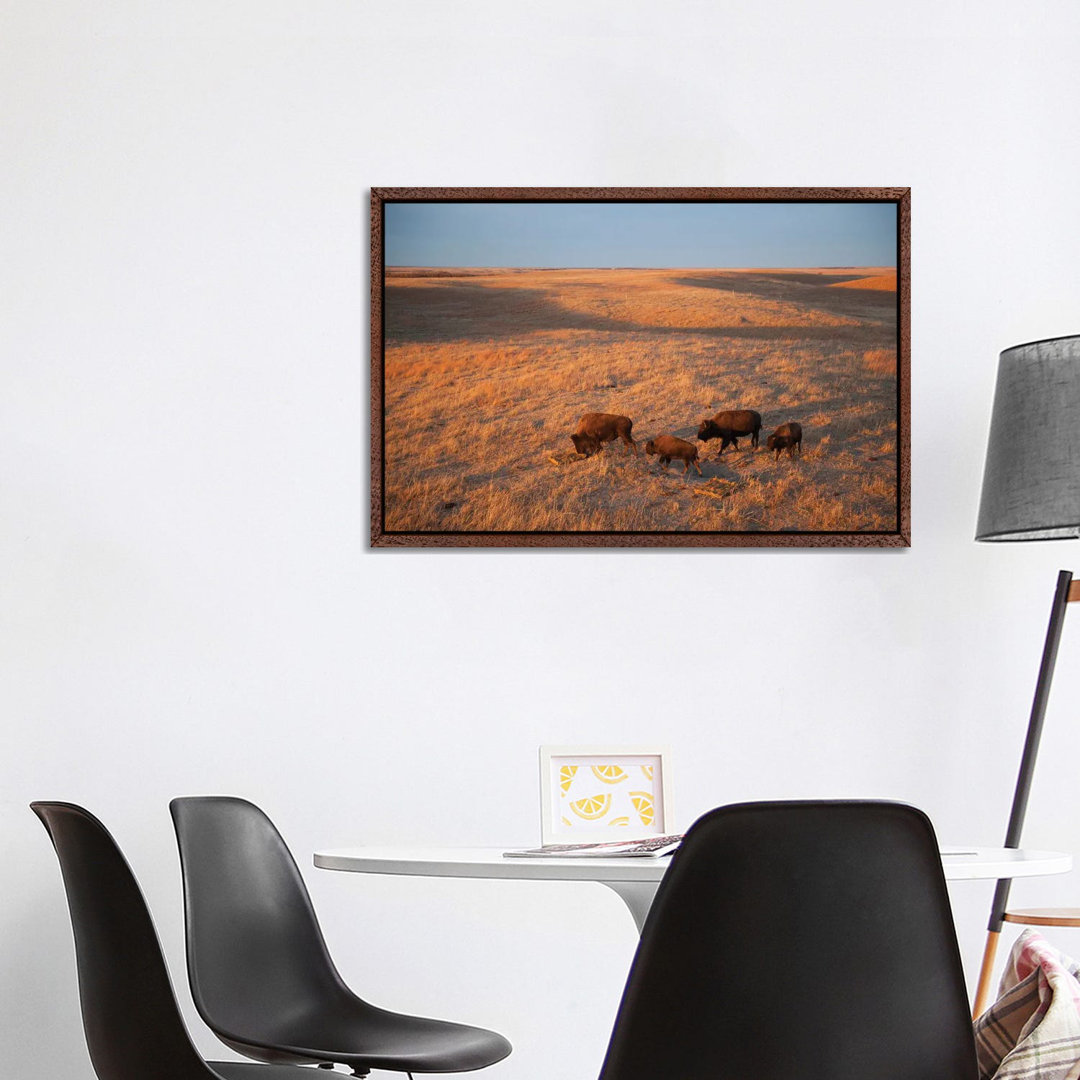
left=539, top=745, right=673, bottom=845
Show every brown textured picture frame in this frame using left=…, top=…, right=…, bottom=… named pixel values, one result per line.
left=371, top=187, right=910, bottom=548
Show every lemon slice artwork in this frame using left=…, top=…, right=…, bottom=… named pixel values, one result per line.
left=569, top=793, right=612, bottom=821
left=559, top=765, right=578, bottom=794
left=641, top=764, right=654, bottom=781
left=609, top=816, right=630, bottom=827
left=591, top=764, right=628, bottom=785
left=630, top=791, right=655, bottom=827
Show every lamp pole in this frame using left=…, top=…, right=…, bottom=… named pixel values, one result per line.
left=971, top=569, right=1075, bottom=1017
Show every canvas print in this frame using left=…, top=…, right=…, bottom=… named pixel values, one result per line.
left=371, top=188, right=909, bottom=547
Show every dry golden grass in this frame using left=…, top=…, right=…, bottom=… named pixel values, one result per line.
left=864, top=348, right=897, bottom=375
left=382, top=268, right=898, bottom=534
left=832, top=270, right=898, bottom=291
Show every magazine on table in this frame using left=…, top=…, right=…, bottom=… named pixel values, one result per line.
left=504, top=834, right=683, bottom=859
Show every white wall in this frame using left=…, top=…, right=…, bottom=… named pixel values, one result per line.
left=5, top=2, right=1080, bottom=1076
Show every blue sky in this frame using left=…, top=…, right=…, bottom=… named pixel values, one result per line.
left=385, top=201, right=897, bottom=268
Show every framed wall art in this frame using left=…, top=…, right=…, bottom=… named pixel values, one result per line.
left=538, top=745, right=672, bottom=845
left=371, top=187, right=910, bottom=548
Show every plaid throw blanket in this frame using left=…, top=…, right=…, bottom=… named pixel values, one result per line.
left=975, top=929, right=1080, bottom=1079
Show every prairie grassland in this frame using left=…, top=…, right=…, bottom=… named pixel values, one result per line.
left=382, top=268, right=898, bottom=534
left=831, top=269, right=897, bottom=292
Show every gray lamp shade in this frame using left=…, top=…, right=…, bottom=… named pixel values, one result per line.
left=977, top=334, right=1080, bottom=541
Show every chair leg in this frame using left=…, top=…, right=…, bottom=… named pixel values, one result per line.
left=972, top=928, right=1001, bottom=1019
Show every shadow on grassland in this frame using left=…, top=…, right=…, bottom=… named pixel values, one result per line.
left=385, top=280, right=896, bottom=345
left=671, top=273, right=897, bottom=324
left=384, top=282, right=644, bottom=342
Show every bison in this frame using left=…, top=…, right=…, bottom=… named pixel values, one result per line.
left=766, top=421, right=803, bottom=459
left=569, top=432, right=602, bottom=457
left=645, top=435, right=703, bottom=476
left=571, top=412, right=637, bottom=456
left=696, top=409, right=762, bottom=455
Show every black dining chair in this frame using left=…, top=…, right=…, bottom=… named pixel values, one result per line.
left=30, top=801, right=318, bottom=1080
left=597, top=800, right=979, bottom=1080
left=169, top=796, right=511, bottom=1078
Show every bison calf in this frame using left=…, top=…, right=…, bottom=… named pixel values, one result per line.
left=696, top=409, right=762, bottom=455
left=571, top=412, right=636, bottom=455
left=766, top=421, right=803, bottom=459
left=645, top=435, right=703, bottom=476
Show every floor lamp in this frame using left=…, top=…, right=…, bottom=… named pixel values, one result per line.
left=972, top=334, right=1080, bottom=1018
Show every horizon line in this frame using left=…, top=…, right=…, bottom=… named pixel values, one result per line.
left=385, top=263, right=898, bottom=270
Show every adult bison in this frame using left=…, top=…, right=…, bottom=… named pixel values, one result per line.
left=767, top=421, right=803, bottom=459
left=696, top=409, right=762, bottom=455
left=645, top=435, right=703, bottom=476
left=571, top=412, right=637, bottom=455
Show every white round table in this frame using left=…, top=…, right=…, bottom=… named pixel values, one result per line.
left=314, top=845, right=1073, bottom=933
